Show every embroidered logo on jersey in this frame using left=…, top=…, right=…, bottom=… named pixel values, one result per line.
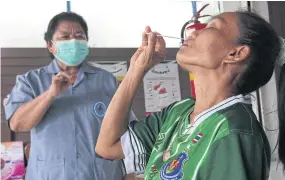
left=157, top=133, right=166, bottom=141
left=148, top=165, right=159, bottom=179
left=160, top=151, right=189, bottom=180
left=93, top=101, right=106, bottom=117
left=192, top=133, right=203, bottom=143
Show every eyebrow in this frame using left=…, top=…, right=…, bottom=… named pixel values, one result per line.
left=210, top=16, right=227, bottom=24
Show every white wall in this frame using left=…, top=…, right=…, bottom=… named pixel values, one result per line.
left=0, top=0, right=220, bottom=48
left=0, top=0, right=67, bottom=47
left=220, top=1, right=248, bottom=12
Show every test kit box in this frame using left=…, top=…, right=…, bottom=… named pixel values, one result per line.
left=1, top=141, right=25, bottom=180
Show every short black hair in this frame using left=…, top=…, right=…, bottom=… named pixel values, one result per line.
left=44, top=12, right=89, bottom=59
left=234, top=11, right=281, bottom=94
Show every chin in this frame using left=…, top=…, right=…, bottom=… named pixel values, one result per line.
left=176, top=52, right=193, bottom=72
left=176, top=59, right=191, bottom=72
left=176, top=51, right=183, bottom=64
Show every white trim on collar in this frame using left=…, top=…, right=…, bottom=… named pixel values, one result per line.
left=184, top=94, right=251, bottom=134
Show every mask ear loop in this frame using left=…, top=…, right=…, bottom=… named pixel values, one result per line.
left=49, top=40, right=58, bottom=60
left=277, top=37, right=285, bottom=67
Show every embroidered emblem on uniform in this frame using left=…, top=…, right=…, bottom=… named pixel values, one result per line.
left=149, top=165, right=158, bottom=179
left=157, top=133, right=165, bottom=141
left=93, top=101, right=106, bottom=117
left=151, top=165, right=158, bottom=174
left=160, top=151, right=189, bottom=180
left=192, top=133, right=203, bottom=143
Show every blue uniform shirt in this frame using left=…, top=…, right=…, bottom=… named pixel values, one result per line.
left=4, top=60, right=136, bottom=180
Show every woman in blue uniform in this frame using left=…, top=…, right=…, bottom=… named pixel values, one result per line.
left=4, top=12, right=135, bottom=180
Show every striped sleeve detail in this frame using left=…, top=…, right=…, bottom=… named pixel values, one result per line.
left=121, top=127, right=147, bottom=174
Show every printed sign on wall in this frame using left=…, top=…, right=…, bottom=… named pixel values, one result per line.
left=143, top=61, right=181, bottom=115
left=88, top=61, right=127, bottom=82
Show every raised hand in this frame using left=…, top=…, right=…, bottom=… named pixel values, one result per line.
left=48, top=71, right=76, bottom=97
left=129, top=26, right=166, bottom=74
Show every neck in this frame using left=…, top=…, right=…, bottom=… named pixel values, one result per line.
left=190, top=70, right=235, bottom=123
left=56, top=59, right=80, bottom=75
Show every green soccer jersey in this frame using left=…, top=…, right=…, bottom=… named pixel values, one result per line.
left=121, top=95, right=271, bottom=180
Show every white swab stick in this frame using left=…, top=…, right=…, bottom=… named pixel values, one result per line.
left=146, top=33, right=183, bottom=40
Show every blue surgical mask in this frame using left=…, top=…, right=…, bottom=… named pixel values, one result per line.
left=52, top=39, right=89, bottom=66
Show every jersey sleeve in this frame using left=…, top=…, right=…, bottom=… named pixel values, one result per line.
left=121, top=102, right=176, bottom=174
left=194, top=133, right=270, bottom=180
left=4, top=75, right=35, bottom=121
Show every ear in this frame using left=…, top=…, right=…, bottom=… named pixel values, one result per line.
left=224, top=45, right=250, bottom=64
left=47, top=41, right=53, bottom=53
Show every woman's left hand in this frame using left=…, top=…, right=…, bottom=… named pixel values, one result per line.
left=129, top=26, right=166, bottom=74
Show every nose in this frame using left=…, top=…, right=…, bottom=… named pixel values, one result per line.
left=185, top=29, right=199, bottom=40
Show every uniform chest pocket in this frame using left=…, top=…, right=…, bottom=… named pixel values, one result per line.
left=37, top=158, right=65, bottom=180
left=95, top=157, right=123, bottom=179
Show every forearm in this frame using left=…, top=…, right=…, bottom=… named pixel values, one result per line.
left=9, top=89, right=54, bottom=132
left=96, top=68, right=144, bottom=158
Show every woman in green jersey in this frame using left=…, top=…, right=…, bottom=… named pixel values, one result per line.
left=96, top=11, right=282, bottom=180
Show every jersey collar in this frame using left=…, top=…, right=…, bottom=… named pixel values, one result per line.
left=184, top=94, right=252, bottom=134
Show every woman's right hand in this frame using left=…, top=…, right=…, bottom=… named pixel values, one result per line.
left=48, top=71, right=76, bottom=97
left=129, top=26, right=166, bottom=74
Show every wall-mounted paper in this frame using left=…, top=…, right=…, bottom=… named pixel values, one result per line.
left=88, top=61, right=127, bottom=82
left=143, top=61, right=181, bottom=115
